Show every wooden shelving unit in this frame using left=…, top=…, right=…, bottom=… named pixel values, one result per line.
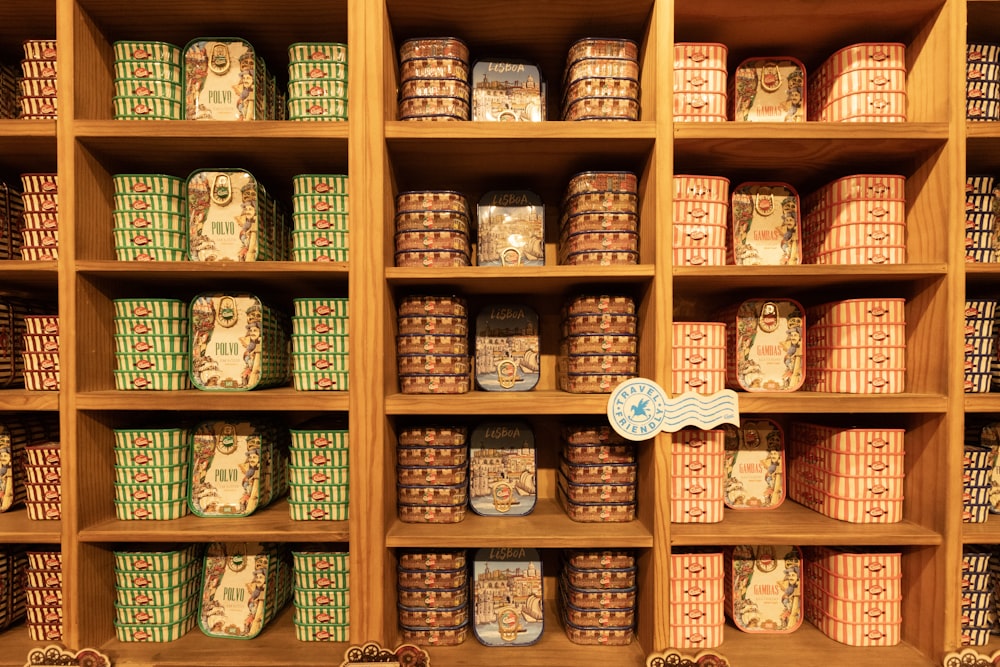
left=0, top=0, right=980, bottom=665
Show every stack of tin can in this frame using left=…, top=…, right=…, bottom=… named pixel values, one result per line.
left=669, top=550, right=725, bottom=648
left=19, top=40, right=57, bottom=119
left=958, top=547, right=992, bottom=645
left=113, top=545, right=200, bottom=642
left=397, top=37, right=470, bottom=121
left=672, top=322, right=726, bottom=395
left=801, top=174, right=907, bottom=265
left=113, top=298, right=191, bottom=391
left=19, top=172, right=58, bottom=261
left=112, top=41, right=183, bottom=120
left=961, top=438, right=994, bottom=524
left=672, top=175, right=728, bottom=266
left=673, top=43, right=728, bottom=121
left=287, top=43, right=348, bottom=121
left=0, top=416, right=57, bottom=513
left=670, top=428, right=725, bottom=523
left=967, top=43, right=1000, bottom=120
left=803, top=547, right=902, bottom=646
left=809, top=43, right=907, bottom=122
left=23, top=442, right=60, bottom=521
left=113, top=427, right=191, bottom=521
left=292, top=174, right=349, bottom=262
left=0, top=65, right=17, bottom=118
left=804, top=298, right=906, bottom=394
left=964, top=174, right=998, bottom=263
left=397, top=295, right=470, bottom=394
left=559, top=171, right=638, bottom=265
left=0, top=299, right=31, bottom=388
left=22, top=314, right=59, bottom=391
left=113, top=173, right=188, bottom=262
left=0, top=181, right=23, bottom=259
left=292, top=549, right=350, bottom=641
left=559, top=549, right=636, bottom=644
left=561, top=38, right=640, bottom=121
left=197, top=542, right=292, bottom=639
left=25, top=550, right=62, bottom=641
left=394, top=191, right=471, bottom=267
left=397, top=549, right=469, bottom=645
left=789, top=422, right=905, bottom=524
left=291, top=298, right=349, bottom=391
left=557, top=425, right=636, bottom=522
left=964, top=299, right=997, bottom=392
left=559, top=295, right=637, bottom=393
left=0, top=548, right=27, bottom=632
left=396, top=425, right=468, bottom=524
left=287, top=420, right=350, bottom=521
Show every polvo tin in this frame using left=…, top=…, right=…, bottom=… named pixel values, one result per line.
left=472, top=547, right=543, bottom=646
left=722, top=298, right=805, bottom=392
left=723, top=418, right=786, bottom=509
left=186, top=168, right=270, bottom=261
left=477, top=190, right=544, bottom=266
left=183, top=38, right=263, bottom=120
left=727, top=544, right=803, bottom=633
left=188, top=420, right=277, bottom=517
left=730, top=182, right=800, bottom=265
left=471, top=59, right=544, bottom=122
left=468, top=421, right=536, bottom=517
left=731, top=57, right=806, bottom=122
left=475, top=304, right=539, bottom=391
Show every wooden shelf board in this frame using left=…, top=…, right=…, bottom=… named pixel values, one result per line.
left=964, top=395, right=1000, bottom=413
left=962, top=521, right=1000, bottom=543
left=76, top=388, right=349, bottom=412
left=0, top=389, right=58, bottom=411
left=386, top=498, right=652, bottom=548
left=672, top=501, right=941, bottom=546
left=0, top=262, right=58, bottom=293
left=0, top=629, right=51, bottom=667
left=0, top=508, right=59, bottom=543
left=387, top=265, right=654, bottom=293
left=965, top=263, right=1000, bottom=288
left=79, top=500, right=348, bottom=542
left=0, top=127, right=56, bottom=180
left=674, top=264, right=948, bottom=295
left=76, top=262, right=349, bottom=295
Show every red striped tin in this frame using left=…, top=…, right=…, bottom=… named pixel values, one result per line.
left=805, top=174, right=905, bottom=207
left=805, top=604, right=900, bottom=646
left=802, top=585, right=900, bottom=624
left=813, top=92, right=907, bottom=122
left=806, top=323, right=905, bottom=348
left=806, top=244, right=906, bottom=266
left=674, top=67, right=727, bottom=94
left=675, top=175, right=730, bottom=202
left=805, top=566, right=902, bottom=601
left=812, top=68, right=907, bottom=102
left=792, top=443, right=903, bottom=476
left=670, top=574, right=725, bottom=602
left=807, top=344, right=905, bottom=368
left=668, top=622, right=724, bottom=649
left=803, top=199, right=905, bottom=228
left=810, top=43, right=906, bottom=122
left=671, top=551, right=724, bottom=579
left=804, top=368, right=905, bottom=393
left=790, top=423, right=904, bottom=454
left=671, top=475, right=724, bottom=503
left=670, top=496, right=723, bottom=523
left=791, top=461, right=904, bottom=499
left=673, top=322, right=726, bottom=347
left=789, top=479, right=902, bottom=523
left=674, top=43, right=727, bottom=71
left=809, top=547, right=901, bottom=577
left=671, top=369, right=726, bottom=395
left=807, top=296, right=907, bottom=325
left=673, top=247, right=725, bottom=266
left=670, top=599, right=725, bottom=627
left=674, top=200, right=729, bottom=225
left=672, top=428, right=725, bottom=453
left=673, top=92, right=727, bottom=121
left=672, top=345, right=726, bottom=369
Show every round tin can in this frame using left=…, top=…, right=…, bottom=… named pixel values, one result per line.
left=400, top=37, right=469, bottom=63
left=399, top=57, right=469, bottom=82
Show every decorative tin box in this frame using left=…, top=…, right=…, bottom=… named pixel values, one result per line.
left=476, top=190, right=544, bottom=266
left=184, top=38, right=274, bottom=120
left=723, top=419, right=785, bottom=509
left=673, top=43, right=727, bottom=122
left=809, top=43, right=906, bottom=123
left=669, top=551, right=725, bottom=649
left=725, top=544, right=802, bottom=633
left=398, top=37, right=470, bottom=122
left=730, top=182, right=801, bottom=265
left=468, top=421, right=536, bottom=516
left=731, top=57, right=805, bottom=122
left=475, top=304, right=539, bottom=391
left=198, top=542, right=292, bottom=639
left=397, top=549, right=469, bottom=646
left=472, top=547, right=543, bottom=646
left=559, top=548, right=637, bottom=645
left=671, top=429, right=725, bottom=524
left=673, top=175, right=728, bottom=266
left=672, top=321, right=726, bottom=395
left=719, top=298, right=805, bottom=392
left=472, top=59, right=544, bottom=122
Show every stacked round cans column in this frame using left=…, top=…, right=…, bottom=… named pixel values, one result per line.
left=395, top=191, right=471, bottom=267
left=397, top=295, right=470, bottom=394
left=1, top=416, right=57, bottom=513
left=965, top=300, right=997, bottom=392
left=113, top=173, right=188, bottom=261
left=292, top=549, right=350, bottom=641
left=959, top=547, right=993, bottom=645
left=559, top=295, right=637, bottom=393
left=0, top=547, right=27, bottom=632
left=113, top=298, right=191, bottom=390
left=292, top=298, right=349, bottom=391
left=965, top=174, right=998, bottom=263
left=967, top=43, right=1000, bottom=121
left=288, top=421, right=349, bottom=521
left=672, top=322, right=726, bottom=394
left=397, top=550, right=469, bottom=645
left=669, top=551, right=724, bottom=648
left=287, top=43, right=348, bottom=121
left=673, top=43, right=727, bottom=121
left=19, top=40, right=58, bottom=119
left=559, top=550, right=636, bottom=644
left=561, top=38, right=640, bottom=121
left=809, top=42, right=907, bottom=122
left=113, top=428, right=190, bottom=521
left=671, top=429, right=725, bottom=523
left=558, top=425, right=636, bottom=522
left=962, top=442, right=994, bottom=523
left=803, top=547, right=902, bottom=646
left=0, top=180, right=24, bottom=259
left=559, top=172, right=638, bottom=265
left=801, top=174, right=907, bottom=265
left=804, top=298, right=906, bottom=393
left=25, top=550, right=61, bottom=640
left=673, top=175, right=728, bottom=266
left=23, top=442, right=60, bottom=520
left=789, top=422, right=905, bottom=523
left=113, top=545, right=200, bottom=641
left=398, top=37, right=470, bottom=121
left=19, top=172, right=59, bottom=260
left=292, top=174, right=348, bottom=262
left=397, top=425, right=468, bottom=524
left=22, top=314, right=59, bottom=391
left=112, top=41, right=183, bottom=119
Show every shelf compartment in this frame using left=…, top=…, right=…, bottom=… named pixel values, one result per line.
left=79, top=499, right=348, bottom=542
left=0, top=507, right=60, bottom=542
left=0, top=123, right=56, bottom=179
left=75, top=388, right=350, bottom=412
left=671, top=500, right=941, bottom=546
left=386, top=498, right=651, bottom=548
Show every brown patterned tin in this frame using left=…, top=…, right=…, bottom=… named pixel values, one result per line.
left=395, top=249, right=470, bottom=267
left=400, top=78, right=470, bottom=101
left=564, top=96, right=639, bottom=121
left=395, top=209, right=470, bottom=234
left=399, top=57, right=469, bottom=83
left=561, top=211, right=638, bottom=235
left=565, top=59, right=639, bottom=86
left=399, top=374, right=470, bottom=394
left=561, top=250, right=639, bottom=266
left=394, top=229, right=470, bottom=253
left=731, top=57, right=806, bottom=122
left=477, top=190, right=544, bottom=266
left=399, top=37, right=469, bottom=63
left=396, top=190, right=469, bottom=215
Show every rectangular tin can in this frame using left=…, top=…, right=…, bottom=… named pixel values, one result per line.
left=726, top=544, right=802, bottom=632
left=730, top=183, right=801, bottom=265
left=477, top=190, right=544, bottom=266
left=731, top=57, right=805, bottom=122
left=468, top=421, right=536, bottom=516
left=472, top=547, right=543, bottom=646
left=723, top=419, right=785, bottom=509
left=472, top=60, right=544, bottom=122
left=475, top=304, right=539, bottom=391
left=721, top=299, right=805, bottom=392
left=184, top=38, right=265, bottom=120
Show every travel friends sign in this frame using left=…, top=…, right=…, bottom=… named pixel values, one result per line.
left=607, top=378, right=740, bottom=441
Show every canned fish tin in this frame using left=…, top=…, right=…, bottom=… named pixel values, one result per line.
left=399, top=57, right=469, bottom=82
left=22, top=40, right=56, bottom=61
left=561, top=250, right=638, bottom=266
left=289, top=61, right=348, bottom=81
left=114, top=59, right=181, bottom=83
left=564, top=77, right=639, bottom=104
left=399, top=95, right=469, bottom=121
left=559, top=230, right=638, bottom=258
left=731, top=183, right=800, bottom=265
left=21, top=59, right=56, bottom=79
left=395, top=210, right=470, bottom=234
left=399, top=373, right=470, bottom=394
left=114, top=174, right=186, bottom=198
left=18, top=78, right=57, bottom=97
left=114, top=41, right=182, bottom=65
left=288, top=98, right=348, bottom=120
left=561, top=211, right=638, bottom=236
left=400, top=38, right=469, bottom=64
left=397, top=190, right=469, bottom=215
left=395, top=249, right=470, bottom=267
left=472, top=59, right=544, bottom=122
left=399, top=502, right=467, bottom=523
left=293, top=174, right=349, bottom=197
left=567, top=38, right=639, bottom=66
left=731, top=57, right=806, bottom=122
left=184, top=38, right=265, bottom=120
left=564, top=96, right=639, bottom=121
left=288, top=42, right=348, bottom=65
left=19, top=96, right=57, bottom=117
left=400, top=78, right=470, bottom=101
left=727, top=545, right=802, bottom=632
left=722, top=298, right=805, bottom=392
left=288, top=79, right=348, bottom=100
left=395, top=230, right=468, bottom=253
left=113, top=210, right=183, bottom=231
left=398, top=295, right=467, bottom=318
left=113, top=78, right=183, bottom=102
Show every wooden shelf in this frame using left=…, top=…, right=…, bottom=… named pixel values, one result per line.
left=0, top=389, right=58, bottom=411
left=75, top=388, right=349, bottom=412
left=387, top=265, right=654, bottom=293
left=962, top=520, right=1000, bottom=544
left=0, top=507, right=60, bottom=543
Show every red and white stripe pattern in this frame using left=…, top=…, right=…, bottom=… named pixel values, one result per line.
left=671, top=429, right=725, bottom=523
left=673, top=43, right=727, bottom=121
left=669, top=551, right=724, bottom=649
left=809, top=43, right=906, bottom=122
